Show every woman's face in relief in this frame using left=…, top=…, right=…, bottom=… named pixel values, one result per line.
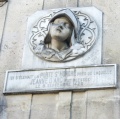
left=49, top=17, right=73, bottom=41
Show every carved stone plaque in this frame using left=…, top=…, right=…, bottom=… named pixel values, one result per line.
left=29, top=8, right=98, bottom=62
left=22, top=7, right=102, bottom=69
left=3, top=64, right=117, bottom=94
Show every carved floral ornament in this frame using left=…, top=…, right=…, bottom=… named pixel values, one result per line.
left=29, top=8, right=98, bottom=62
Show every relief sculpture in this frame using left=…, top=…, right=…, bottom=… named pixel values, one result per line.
left=29, top=8, right=98, bottom=62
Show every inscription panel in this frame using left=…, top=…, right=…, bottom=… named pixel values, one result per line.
left=3, top=64, right=117, bottom=93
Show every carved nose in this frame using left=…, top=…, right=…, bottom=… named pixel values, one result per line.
left=59, top=25, right=63, bottom=29
left=58, top=23, right=64, bottom=29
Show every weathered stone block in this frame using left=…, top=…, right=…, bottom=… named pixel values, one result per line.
left=6, top=95, right=32, bottom=119
left=30, top=94, right=57, bottom=119
left=72, top=92, right=87, bottom=119
left=56, top=92, right=72, bottom=119
left=87, top=90, right=116, bottom=119
left=44, top=0, right=67, bottom=9
left=79, top=0, right=91, bottom=6
left=66, top=0, right=77, bottom=7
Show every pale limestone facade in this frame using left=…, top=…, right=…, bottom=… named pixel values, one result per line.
left=0, top=0, right=120, bottom=119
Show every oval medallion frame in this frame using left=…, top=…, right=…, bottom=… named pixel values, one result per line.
left=29, top=8, right=98, bottom=62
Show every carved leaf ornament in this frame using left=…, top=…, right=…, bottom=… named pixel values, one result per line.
left=29, top=8, right=98, bottom=62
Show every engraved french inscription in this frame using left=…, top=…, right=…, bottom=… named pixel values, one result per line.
left=3, top=64, right=117, bottom=93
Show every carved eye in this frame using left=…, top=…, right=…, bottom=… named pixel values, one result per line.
left=64, top=23, right=70, bottom=29
left=65, top=23, right=70, bottom=28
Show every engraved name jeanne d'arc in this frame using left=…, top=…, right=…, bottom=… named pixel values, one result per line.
left=29, top=8, right=98, bottom=62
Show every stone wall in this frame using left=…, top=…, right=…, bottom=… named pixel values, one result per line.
left=0, top=0, right=120, bottom=119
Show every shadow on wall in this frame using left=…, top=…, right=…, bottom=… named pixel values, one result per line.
left=0, top=95, right=7, bottom=119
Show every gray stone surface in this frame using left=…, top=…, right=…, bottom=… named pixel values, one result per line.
left=30, top=94, right=57, bottom=119
left=22, top=7, right=102, bottom=68
left=30, top=92, right=72, bottom=119
left=66, top=0, right=77, bottom=7
left=0, top=0, right=120, bottom=119
left=72, top=92, right=87, bottom=119
left=0, top=1, right=44, bottom=119
left=44, top=0, right=67, bottom=9
left=56, top=92, right=72, bottom=119
left=4, top=64, right=117, bottom=93
left=0, top=3, right=7, bottom=45
left=0, top=96, right=7, bottom=119
left=79, top=0, right=92, bottom=6
left=0, top=0, right=44, bottom=72
left=6, top=94, right=32, bottom=119
left=86, top=90, right=115, bottom=119
left=0, top=73, right=5, bottom=94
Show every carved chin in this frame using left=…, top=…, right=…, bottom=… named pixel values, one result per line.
left=51, top=35, right=67, bottom=41
left=51, top=32, right=68, bottom=41
left=51, top=32, right=64, bottom=39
